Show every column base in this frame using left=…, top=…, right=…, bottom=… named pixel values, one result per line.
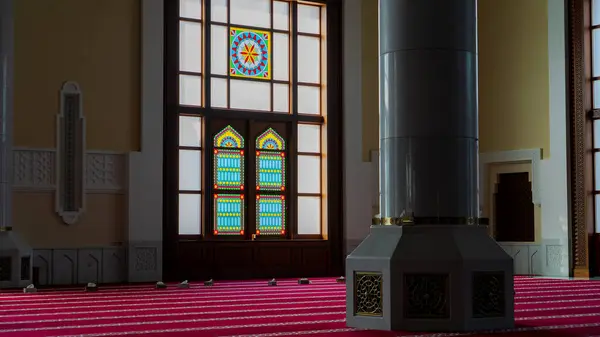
left=0, top=229, right=33, bottom=289
left=345, top=225, right=514, bottom=332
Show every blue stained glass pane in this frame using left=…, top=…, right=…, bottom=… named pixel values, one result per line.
left=256, top=152, right=285, bottom=191
left=214, top=149, right=244, bottom=189
left=256, top=195, right=285, bottom=235
left=214, top=194, right=244, bottom=235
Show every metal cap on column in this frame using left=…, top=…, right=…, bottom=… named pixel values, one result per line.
left=379, top=0, right=478, bottom=224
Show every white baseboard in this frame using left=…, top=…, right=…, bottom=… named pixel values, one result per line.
left=498, top=241, right=568, bottom=277
left=33, top=246, right=127, bottom=285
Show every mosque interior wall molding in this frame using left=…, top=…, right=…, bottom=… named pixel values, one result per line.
left=12, top=148, right=126, bottom=193
left=11, top=147, right=130, bottom=285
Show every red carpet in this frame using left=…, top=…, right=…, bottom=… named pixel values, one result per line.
left=1, top=276, right=600, bottom=336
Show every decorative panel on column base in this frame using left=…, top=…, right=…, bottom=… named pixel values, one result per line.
left=346, top=225, right=514, bottom=332
left=0, top=230, right=33, bottom=289
left=128, top=242, right=162, bottom=283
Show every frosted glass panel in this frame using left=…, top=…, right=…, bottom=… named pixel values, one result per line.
left=596, top=152, right=600, bottom=190
left=211, top=25, right=228, bottom=75
left=298, top=4, right=320, bottom=34
left=211, top=0, right=227, bottom=22
left=273, top=83, right=289, bottom=112
left=298, top=155, right=320, bottom=193
left=298, top=36, right=320, bottom=83
left=273, top=1, right=289, bottom=31
left=298, top=124, right=320, bottom=153
left=180, top=0, right=202, bottom=19
left=179, top=116, right=202, bottom=147
left=596, top=195, right=600, bottom=232
left=211, top=78, right=228, bottom=108
left=179, top=150, right=202, bottom=190
left=179, top=194, right=201, bottom=235
left=595, top=120, right=600, bottom=148
left=595, top=81, right=600, bottom=109
left=298, top=85, right=320, bottom=114
left=230, top=79, right=271, bottom=111
left=230, top=0, right=270, bottom=28
left=298, top=196, right=321, bottom=235
left=594, top=30, right=600, bottom=78
left=179, top=75, right=202, bottom=106
left=273, top=33, right=289, bottom=81
left=180, top=21, right=202, bottom=73
left=594, top=0, right=600, bottom=26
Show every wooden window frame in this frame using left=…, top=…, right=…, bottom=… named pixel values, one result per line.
left=163, top=0, right=343, bottom=248
left=569, top=0, right=598, bottom=277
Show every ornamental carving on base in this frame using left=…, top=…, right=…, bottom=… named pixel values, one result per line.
left=0, top=257, right=12, bottom=282
left=353, top=272, right=383, bottom=317
left=472, top=271, right=505, bottom=318
left=404, top=273, right=449, bottom=319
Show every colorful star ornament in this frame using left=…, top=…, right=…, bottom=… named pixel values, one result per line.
left=230, top=27, right=271, bottom=80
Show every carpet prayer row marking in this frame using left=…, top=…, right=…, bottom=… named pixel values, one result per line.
left=1, top=278, right=600, bottom=337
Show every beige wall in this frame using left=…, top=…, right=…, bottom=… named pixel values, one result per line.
left=14, top=0, right=141, bottom=150
left=361, top=0, right=379, bottom=162
left=478, top=0, right=550, bottom=157
left=13, top=0, right=140, bottom=248
left=360, top=0, right=551, bottom=159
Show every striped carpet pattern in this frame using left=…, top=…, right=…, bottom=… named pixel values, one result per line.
left=1, top=277, right=600, bottom=336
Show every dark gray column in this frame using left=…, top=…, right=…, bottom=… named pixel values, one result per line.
left=379, top=0, right=478, bottom=221
left=346, top=1, right=514, bottom=331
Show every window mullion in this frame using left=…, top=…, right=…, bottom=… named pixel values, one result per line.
left=205, top=0, right=212, bottom=108
left=290, top=0, right=299, bottom=239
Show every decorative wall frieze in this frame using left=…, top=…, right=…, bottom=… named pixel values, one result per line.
left=12, top=148, right=126, bottom=193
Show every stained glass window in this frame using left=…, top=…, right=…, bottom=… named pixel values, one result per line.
left=213, top=125, right=245, bottom=190
left=256, top=195, right=286, bottom=235
left=213, top=125, right=245, bottom=235
left=214, top=194, right=245, bottom=235
left=256, top=128, right=285, bottom=191
left=230, top=27, right=271, bottom=80
left=256, top=128, right=286, bottom=235
left=175, top=0, right=329, bottom=239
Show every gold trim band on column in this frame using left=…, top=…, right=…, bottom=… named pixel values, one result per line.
left=371, top=217, right=489, bottom=226
left=0, top=226, right=13, bottom=232
left=373, top=217, right=411, bottom=226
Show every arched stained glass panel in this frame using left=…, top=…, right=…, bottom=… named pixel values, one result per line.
left=213, top=125, right=245, bottom=190
left=256, top=128, right=285, bottom=191
left=255, top=128, right=286, bottom=236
